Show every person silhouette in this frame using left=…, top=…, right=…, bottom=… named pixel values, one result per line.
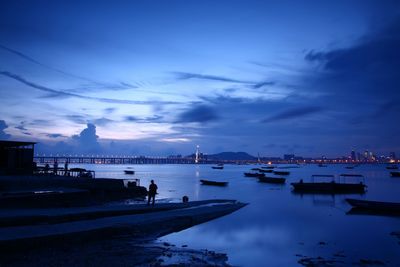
left=147, top=180, right=158, bottom=206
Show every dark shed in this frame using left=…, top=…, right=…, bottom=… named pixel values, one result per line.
left=0, top=141, right=36, bottom=175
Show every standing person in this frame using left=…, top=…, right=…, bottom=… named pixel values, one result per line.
left=147, top=180, right=158, bottom=206
left=53, top=160, right=58, bottom=175
left=64, top=161, right=69, bottom=176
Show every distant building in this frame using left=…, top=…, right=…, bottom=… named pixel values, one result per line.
left=351, top=150, right=356, bottom=161
left=0, top=141, right=36, bottom=175
left=390, top=152, right=396, bottom=160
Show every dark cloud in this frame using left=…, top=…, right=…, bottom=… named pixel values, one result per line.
left=0, top=71, right=181, bottom=105
left=175, top=105, right=219, bottom=123
left=262, top=106, right=324, bottom=123
left=0, top=120, right=11, bottom=139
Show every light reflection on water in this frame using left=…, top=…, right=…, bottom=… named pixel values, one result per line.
left=73, top=163, right=400, bottom=266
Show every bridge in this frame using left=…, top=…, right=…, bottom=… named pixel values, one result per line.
left=33, top=156, right=219, bottom=165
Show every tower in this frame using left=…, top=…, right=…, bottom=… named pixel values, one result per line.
left=195, top=145, right=200, bottom=163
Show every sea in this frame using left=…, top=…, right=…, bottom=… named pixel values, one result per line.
left=71, top=163, right=400, bottom=266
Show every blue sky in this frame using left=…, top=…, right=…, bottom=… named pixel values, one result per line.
left=0, top=0, right=399, bottom=157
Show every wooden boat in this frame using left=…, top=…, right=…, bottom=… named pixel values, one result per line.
left=291, top=181, right=366, bottom=194
left=258, top=176, right=286, bottom=184
left=346, top=198, right=400, bottom=214
left=258, top=169, right=273, bottom=173
left=339, top=174, right=363, bottom=177
left=244, top=172, right=265, bottom=178
left=386, top=165, right=399, bottom=170
left=124, top=170, right=135, bottom=175
left=211, top=166, right=224, bottom=170
left=200, top=179, right=228, bottom=186
left=390, top=172, right=400, bottom=177
left=261, top=166, right=275, bottom=169
left=273, top=170, right=290, bottom=175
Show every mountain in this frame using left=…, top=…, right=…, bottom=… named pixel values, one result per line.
left=207, top=152, right=256, bottom=161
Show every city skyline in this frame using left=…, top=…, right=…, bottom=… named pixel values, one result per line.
left=1, top=1, right=400, bottom=157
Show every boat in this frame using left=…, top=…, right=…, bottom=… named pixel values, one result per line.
left=311, top=174, right=335, bottom=178
left=261, top=166, right=275, bottom=169
left=339, top=174, right=364, bottom=177
left=258, top=169, right=273, bottom=173
left=258, top=176, right=286, bottom=184
left=318, top=164, right=327, bottom=167
left=390, top=172, right=400, bottom=177
left=345, top=166, right=355, bottom=169
left=386, top=165, right=399, bottom=170
left=346, top=198, right=400, bottom=215
left=200, top=179, right=228, bottom=186
left=291, top=180, right=366, bottom=194
left=124, top=170, right=135, bottom=175
left=244, top=172, right=265, bottom=178
left=273, top=170, right=290, bottom=175
left=211, top=166, right=224, bottom=170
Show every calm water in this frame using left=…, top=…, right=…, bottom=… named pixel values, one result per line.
left=74, top=163, right=400, bottom=266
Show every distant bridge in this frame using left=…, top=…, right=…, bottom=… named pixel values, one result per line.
left=33, top=156, right=222, bottom=165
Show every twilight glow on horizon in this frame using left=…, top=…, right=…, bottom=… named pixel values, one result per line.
left=0, top=0, right=399, bottom=157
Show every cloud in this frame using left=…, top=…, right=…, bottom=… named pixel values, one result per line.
left=72, top=123, right=100, bottom=152
left=65, top=115, right=87, bottom=124
left=173, top=72, right=253, bottom=84
left=175, top=105, right=219, bottom=123
left=262, top=106, right=324, bottom=123
left=0, top=120, right=11, bottom=139
left=91, top=117, right=114, bottom=126
left=0, top=44, right=137, bottom=91
left=46, top=133, right=65, bottom=138
left=124, top=115, right=164, bottom=123
left=0, top=71, right=182, bottom=105
left=252, top=81, right=276, bottom=89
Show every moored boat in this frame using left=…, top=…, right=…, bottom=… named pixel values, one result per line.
left=346, top=198, right=400, bottom=214
left=200, top=179, right=228, bottom=186
left=273, top=170, right=290, bottom=175
left=390, top=172, right=400, bottom=177
left=258, top=176, right=286, bottom=184
left=124, top=170, right=135, bottom=175
left=258, top=169, right=273, bottom=173
left=339, top=174, right=363, bottom=177
left=291, top=181, right=366, bottom=194
left=244, top=172, right=265, bottom=178
left=212, top=166, right=224, bottom=170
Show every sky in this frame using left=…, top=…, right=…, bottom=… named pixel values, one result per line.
left=0, top=0, right=399, bottom=157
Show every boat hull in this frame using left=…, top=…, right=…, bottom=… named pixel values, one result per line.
left=390, top=172, right=400, bottom=177
left=258, top=177, right=286, bottom=184
left=200, top=180, right=228, bottom=186
left=291, top=182, right=366, bottom=194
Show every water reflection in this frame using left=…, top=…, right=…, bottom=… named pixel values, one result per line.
left=73, top=163, right=400, bottom=266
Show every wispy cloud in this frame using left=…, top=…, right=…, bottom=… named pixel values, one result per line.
left=262, top=106, right=323, bottom=123
left=0, top=44, right=138, bottom=92
left=0, top=71, right=182, bottom=105
left=173, top=72, right=253, bottom=84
